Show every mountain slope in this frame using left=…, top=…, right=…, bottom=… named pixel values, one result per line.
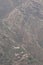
left=0, top=0, right=43, bottom=65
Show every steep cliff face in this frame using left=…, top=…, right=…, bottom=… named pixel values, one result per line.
left=0, top=0, right=43, bottom=65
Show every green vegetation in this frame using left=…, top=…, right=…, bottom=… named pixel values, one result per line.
left=27, top=56, right=37, bottom=64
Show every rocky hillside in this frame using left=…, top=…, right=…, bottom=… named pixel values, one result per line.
left=0, top=0, right=43, bottom=65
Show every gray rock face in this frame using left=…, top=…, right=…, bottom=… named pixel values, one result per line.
left=0, top=0, right=43, bottom=65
